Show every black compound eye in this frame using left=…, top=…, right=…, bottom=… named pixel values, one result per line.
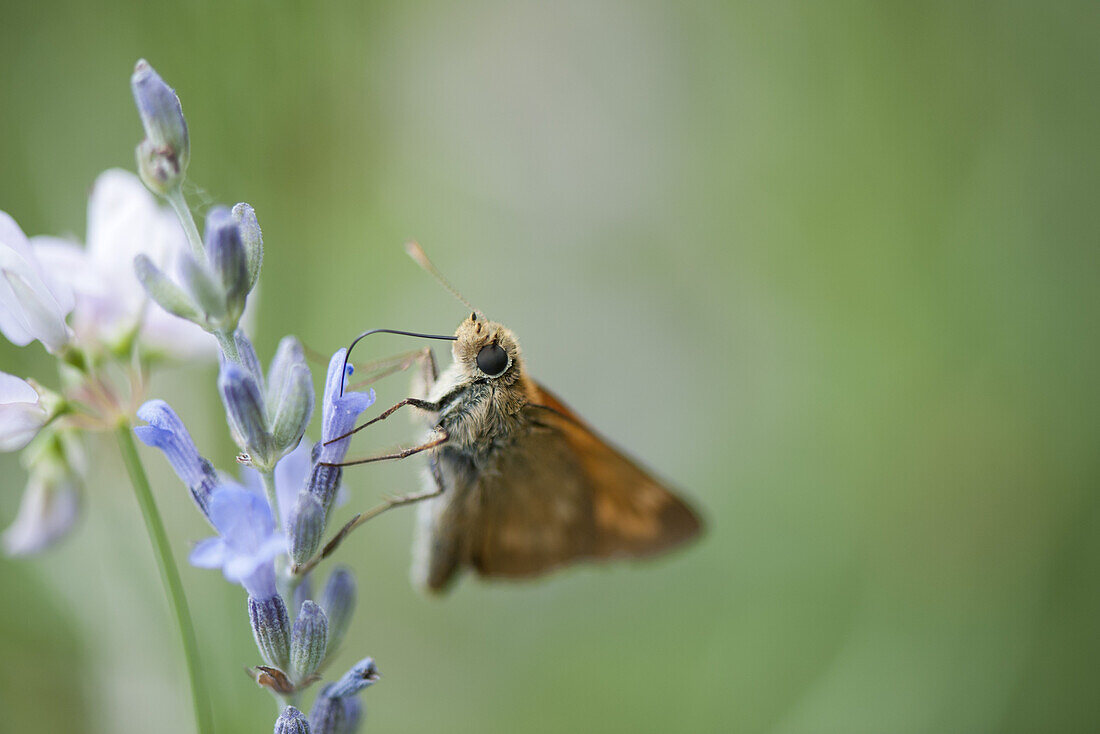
left=476, top=343, right=509, bottom=376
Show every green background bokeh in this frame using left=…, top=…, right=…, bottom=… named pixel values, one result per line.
left=1, top=2, right=1099, bottom=732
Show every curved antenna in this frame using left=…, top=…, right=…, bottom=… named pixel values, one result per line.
left=339, top=328, right=456, bottom=396
left=405, top=241, right=481, bottom=315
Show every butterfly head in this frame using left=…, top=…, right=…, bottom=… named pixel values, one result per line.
left=453, top=312, right=523, bottom=384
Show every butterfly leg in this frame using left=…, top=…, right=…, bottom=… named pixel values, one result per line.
left=296, top=453, right=447, bottom=574
left=322, top=429, right=448, bottom=465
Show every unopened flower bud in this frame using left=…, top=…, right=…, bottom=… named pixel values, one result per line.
left=319, top=567, right=356, bottom=656
left=131, top=60, right=189, bottom=193
left=232, top=203, right=263, bottom=291
left=288, top=492, right=325, bottom=566
left=341, top=698, right=363, bottom=734
left=234, top=330, right=265, bottom=392
left=219, top=362, right=274, bottom=468
left=204, top=208, right=249, bottom=320
left=248, top=594, right=291, bottom=670
left=275, top=706, right=312, bottom=734
left=326, top=657, right=379, bottom=698
left=271, top=363, right=313, bottom=455
left=267, top=336, right=307, bottom=412
left=290, top=601, right=328, bottom=684
left=135, top=400, right=219, bottom=520
left=309, top=686, right=346, bottom=734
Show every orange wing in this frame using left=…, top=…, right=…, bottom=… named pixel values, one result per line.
left=463, top=381, right=703, bottom=581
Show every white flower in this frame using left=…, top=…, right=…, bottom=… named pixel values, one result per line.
left=1, top=463, right=80, bottom=556
left=31, top=169, right=216, bottom=358
left=0, top=211, right=74, bottom=352
left=0, top=371, right=48, bottom=451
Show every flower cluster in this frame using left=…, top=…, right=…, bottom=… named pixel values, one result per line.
left=1, top=160, right=215, bottom=553
left=122, top=62, right=381, bottom=730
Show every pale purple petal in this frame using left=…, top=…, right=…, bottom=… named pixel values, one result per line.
left=188, top=537, right=229, bottom=568
left=0, top=372, right=46, bottom=452
left=274, top=440, right=312, bottom=520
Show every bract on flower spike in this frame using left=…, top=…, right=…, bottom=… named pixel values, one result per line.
left=319, top=567, right=356, bottom=656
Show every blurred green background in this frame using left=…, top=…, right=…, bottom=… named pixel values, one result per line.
left=2, top=2, right=1099, bottom=732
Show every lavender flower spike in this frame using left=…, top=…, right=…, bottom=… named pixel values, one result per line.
left=135, top=400, right=218, bottom=520
left=306, top=349, right=374, bottom=513
left=189, top=484, right=286, bottom=598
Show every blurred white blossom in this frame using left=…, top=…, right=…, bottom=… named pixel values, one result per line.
left=1, top=459, right=81, bottom=556
left=0, top=212, right=74, bottom=352
left=0, top=371, right=48, bottom=451
left=31, top=169, right=216, bottom=357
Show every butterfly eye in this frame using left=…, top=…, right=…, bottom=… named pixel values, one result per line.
left=476, top=343, right=509, bottom=376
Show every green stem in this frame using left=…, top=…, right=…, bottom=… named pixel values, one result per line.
left=260, top=470, right=281, bottom=529
left=166, top=187, right=205, bottom=260
left=116, top=425, right=215, bottom=734
left=214, top=329, right=240, bottom=363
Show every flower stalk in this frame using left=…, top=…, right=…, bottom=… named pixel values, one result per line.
left=116, top=424, right=213, bottom=734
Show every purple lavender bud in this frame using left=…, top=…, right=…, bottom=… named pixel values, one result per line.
left=305, top=463, right=342, bottom=515
left=307, top=350, right=373, bottom=512
left=309, top=686, right=346, bottom=734
left=274, top=706, right=311, bottom=734
left=341, top=698, right=363, bottom=734
left=131, top=59, right=188, bottom=193
left=290, top=600, right=328, bottom=684
left=271, top=365, right=313, bottom=457
left=249, top=594, right=291, bottom=670
left=233, top=330, right=265, bottom=393
left=205, top=208, right=249, bottom=318
left=267, top=337, right=314, bottom=456
left=219, top=361, right=274, bottom=468
left=232, top=203, right=263, bottom=291
left=134, top=400, right=217, bottom=521
left=326, top=657, right=380, bottom=698
left=319, top=567, right=356, bottom=655
left=288, top=492, right=324, bottom=566
left=266, top=337, right=306, bottom=411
